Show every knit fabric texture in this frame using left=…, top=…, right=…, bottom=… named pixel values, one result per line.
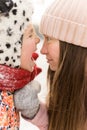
left=0, top=0, right=33, bottom=67
left=14, top=80, right=41, bottom=118
left=40, top=0, right=87, bottom=48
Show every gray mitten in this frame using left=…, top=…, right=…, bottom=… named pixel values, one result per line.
left=14, top=80, right=41, bottom=119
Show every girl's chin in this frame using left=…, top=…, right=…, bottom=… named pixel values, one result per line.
left=25, top=65, right=34, bottom=72
left=28, top=63, right=35, bottom=72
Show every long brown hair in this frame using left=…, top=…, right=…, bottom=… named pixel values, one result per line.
left=47, top=41, right=87, bottom=130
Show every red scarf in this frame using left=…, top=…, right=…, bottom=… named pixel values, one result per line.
left=0, top=64, right=42, bottom=91
left=0, top=53, right=42, bottom=91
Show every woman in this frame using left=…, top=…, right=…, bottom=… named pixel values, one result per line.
left=39, top=0, right=87, bottom=130
left=21, top=0, right=87, bottom=130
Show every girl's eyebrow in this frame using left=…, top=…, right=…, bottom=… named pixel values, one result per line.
left=28, top=26, right=34, bottom=34
left=30, top=28, right=33, bottom=33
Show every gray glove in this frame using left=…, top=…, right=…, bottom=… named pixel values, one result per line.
left=14, top=80, right=41, bottom=119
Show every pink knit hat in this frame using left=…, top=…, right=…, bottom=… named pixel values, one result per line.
left=40, top=0, right=87, bottom=47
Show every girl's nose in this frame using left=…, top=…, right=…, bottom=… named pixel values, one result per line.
left=35, top=35, right=40, bottom=44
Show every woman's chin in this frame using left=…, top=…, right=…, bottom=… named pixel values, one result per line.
left=50, top=65, right=56, bottom=71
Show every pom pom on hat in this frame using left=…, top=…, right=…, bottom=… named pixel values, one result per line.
left=0, top=0, right=33, bottom=67
left=40, top=0, right=87, bottom=48
left=0, top=0, right=13, bottom=15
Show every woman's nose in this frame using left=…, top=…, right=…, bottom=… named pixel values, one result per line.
left=40, top=43, right=47, bottom=55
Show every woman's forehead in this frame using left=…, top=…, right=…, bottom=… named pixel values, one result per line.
left=44, top=35, right=58, bottom=40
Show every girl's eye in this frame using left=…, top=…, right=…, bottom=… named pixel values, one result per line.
left=29, top=34, right=32, bottom=38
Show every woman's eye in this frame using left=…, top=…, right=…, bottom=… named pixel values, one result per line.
left=47, top=37, right=51, bottom=41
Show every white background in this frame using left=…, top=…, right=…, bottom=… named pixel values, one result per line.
left=20, top=0, right=54, bottom=129
left=20, top=40, right=48, bottom=130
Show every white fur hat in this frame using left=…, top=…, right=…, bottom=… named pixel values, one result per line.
left=40, top=0, right=87, bottom=48
left=0, top=0, right=33, bottom=67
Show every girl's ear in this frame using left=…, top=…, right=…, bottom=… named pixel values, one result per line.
left=0, top=0, right=13, bottom=15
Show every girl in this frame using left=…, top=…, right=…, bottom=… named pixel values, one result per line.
left=0, top=0, right=41, bottom=129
